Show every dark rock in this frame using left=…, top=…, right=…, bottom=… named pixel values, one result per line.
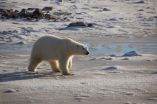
left=148, top=97, right=157, bottom=101
left=0, top=8, right=66, bottom=21
left=53, top=11, right=72, bottom=16
left=62, top=17, right=70, bottom=22
left=106, top=26, right=114, bottom=28
left=0, top=30, right=18, bottom=35
left=0, top=9, right=19, bottom=19
left=42, top=7, right=53, bottom=12
left=11, top=10, right=19, bottom=18
left=2, top=69, right=7, bottom=72
left=0, top=9, right=13, bottom=18
left=109, top=18, right=117, bottom=21
left=138, top=9, right=144, bottom=11
left=0, top=8, right=5, bottom=13
left=15, top=41, right=26, bottom=45
left=89, top=58, right=97, bottom=60
left=153, top=16, right=157, bottom=18
left=18, top=9, right=28, bottom=18
left=103, top=66, right=118, bottom=70
left=151, top=71, right=157, bottom=74
left=109, top=54, right=116, bottom=57
left=55, top=0, right=63, bottom=2
left=31, top=9, right=43, bottom=19
left=27, top=8, right=37, bottom=11
left=133, top=0, right=145, bottom=4
left=103, top=8, right=111, bottom=11
left=3, top=89, right=18, bottom=93
left=122, top=58, right=129, bottom=60
left=67, top=22, right=94, bottom=28
left=14, top=10, right=19, bottom=13
left=101, top=57, right=112, bottom=60
left=122, top=51, right=141, bottom=57
left=44, top=14, right=57, bottom=21
left=44, top=13, right=52, bottom=20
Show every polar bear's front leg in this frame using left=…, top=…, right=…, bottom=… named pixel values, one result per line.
left=59, top=58, right=71, bottom=75
left=68, top=57, right=73, bottom=69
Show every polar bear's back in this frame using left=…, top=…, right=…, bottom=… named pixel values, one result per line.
left=31, top=36, right=66, bottom=60
left=34, top=35, right=62, bottom=48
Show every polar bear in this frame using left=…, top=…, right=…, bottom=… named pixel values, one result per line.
left=28, top=35, right=89, bottom=75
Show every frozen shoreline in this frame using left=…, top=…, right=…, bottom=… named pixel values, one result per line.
left=0, top=50, right=157, bottom=104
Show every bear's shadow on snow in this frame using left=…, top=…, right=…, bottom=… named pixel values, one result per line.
left=0, top=71, right=55, bottom=82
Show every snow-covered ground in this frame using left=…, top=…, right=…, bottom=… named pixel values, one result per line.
left=0, top=0, right=157, bottom=104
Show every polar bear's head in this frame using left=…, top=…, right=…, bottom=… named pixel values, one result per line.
left=66, top=38, right=89, bottom=55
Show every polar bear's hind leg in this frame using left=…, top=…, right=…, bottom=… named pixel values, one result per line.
left=49, top=60, right=60, bottom=72
left=28, top=57, right=41, bottom=72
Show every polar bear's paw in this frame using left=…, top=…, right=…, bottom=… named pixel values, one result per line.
left=62, top=72, right=74, bottom=76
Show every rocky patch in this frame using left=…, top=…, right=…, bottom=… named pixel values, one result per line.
left=3, top=88, right=19, bottom=93
left=102, top=8, right=111, bottom=11
left=0, top=7, right=71, bottom=21
left=122, top=51, right=141, bottom=57
left=67, top=22, right=94, bottom=28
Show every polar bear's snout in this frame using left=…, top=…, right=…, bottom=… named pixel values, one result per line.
left=86, top=50, right=89, bottom=55
left=81, top=46, right=89, bottom=55
left=84, top=46, right=89, bottom=55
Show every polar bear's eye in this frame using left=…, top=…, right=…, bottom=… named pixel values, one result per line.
left=82, top=47, right=85, bottom=50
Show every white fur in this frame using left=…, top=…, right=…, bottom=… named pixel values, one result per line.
left=28, top=35, right=89, bottom=75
